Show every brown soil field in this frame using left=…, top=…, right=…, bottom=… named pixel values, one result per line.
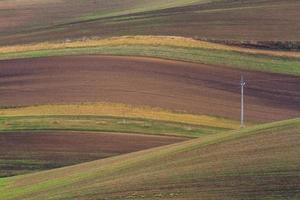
left=0, top=131, right=186, bottom=177
left=0, top=55, right=299, bottom=122
left=0, top=0, right=299, bottom=46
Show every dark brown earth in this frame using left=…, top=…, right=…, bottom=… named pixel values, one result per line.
left=0, top=131, right=186, bottom=177
left=0, top=0, right=300, bottom=46
left=0, top=55, right=299, bottom=122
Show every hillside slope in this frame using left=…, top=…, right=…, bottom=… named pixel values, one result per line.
left=0, top=56, right=299, bottom=122
left=1, top=118, right=299, bottom=199
left=1, top=0, right=299, bottom=45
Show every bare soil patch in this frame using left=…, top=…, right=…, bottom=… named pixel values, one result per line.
left=0, top=55, right=299, bottom=122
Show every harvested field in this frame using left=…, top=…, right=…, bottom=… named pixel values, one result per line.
left=0, top=131, right=186, bottom=177
left=0, top=55, right=299, bottom=122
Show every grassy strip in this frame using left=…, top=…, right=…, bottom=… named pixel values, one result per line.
left=79, top=1, right=205, bottom=21
left=1, top=45, right=299, bottom=75
left=0, top=115, right=226, bottom=138
left=0, top=36, right=299, bottom=75
left=1, top=118, right=298, bottom=200
left=0, top=103, right=240, bottom=130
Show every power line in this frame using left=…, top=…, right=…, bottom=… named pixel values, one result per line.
left=240, top=75, right=246, bottom=128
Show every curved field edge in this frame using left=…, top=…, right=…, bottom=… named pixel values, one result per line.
left=1, top=36, right=299, bottom=75
left=0, top=103, right=240, bottom=130
left=0, top=131, right=187, bottom=178
left=0, top=115, right=228, bottom=138
left=0, top=118, right=299, bottom=200
left=3, top=36, right=300, bottom=58
left=77, top=0, right=208, bottom=21
left=2, top=1, right=300, bottom=45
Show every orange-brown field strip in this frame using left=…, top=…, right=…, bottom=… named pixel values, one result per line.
left=1, top=36, right=299, bottom=59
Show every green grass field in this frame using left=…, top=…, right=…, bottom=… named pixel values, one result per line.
left=0, top=118, right=299, bottom=199
left=0, top=115, right=226, bottom=138
left=78, top=0, right=206, bottom=21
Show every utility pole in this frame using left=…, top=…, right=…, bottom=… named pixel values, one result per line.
left=240, top=75, right=246, bottom=128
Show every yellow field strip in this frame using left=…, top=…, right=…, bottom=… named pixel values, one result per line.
left=1, top=35, right=299, bottom=58
left=0, top=103, right=240, bottom=129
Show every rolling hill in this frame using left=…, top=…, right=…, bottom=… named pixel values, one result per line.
left=0, top=103, right=235, bottom=178
left=1, top=36, right=300, bottom=75
left=0, top=130, right=187, bottom=178
left=0, top=56, right=299, bottom=122
left=0, top=0, right=299, bottom=46
left=0, top=0, right=299, bottom=199
left=0, top=118, right=299, bottom=199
